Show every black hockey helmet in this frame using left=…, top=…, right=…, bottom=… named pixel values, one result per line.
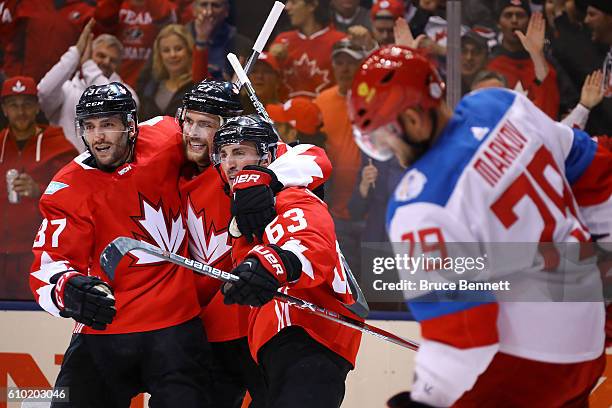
left=75, top=82, right=138, bottom=168
left=76, top=82, right=137, bottom=125
left=177, top=79, right=243, bottom=125
left=212, top=114, right=279, bottom=167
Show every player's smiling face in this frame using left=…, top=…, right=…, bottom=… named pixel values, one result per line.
left=82, top=114, right=133, bottom=171
left=182, top=110, right=221, bottom=169
left=218, top=142, right=267, bottom=186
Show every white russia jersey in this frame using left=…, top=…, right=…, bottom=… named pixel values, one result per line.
left=387, top=88, right=605, bottom=364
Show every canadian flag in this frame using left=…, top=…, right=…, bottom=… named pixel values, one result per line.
left=12, top=80, right=26, bottom=93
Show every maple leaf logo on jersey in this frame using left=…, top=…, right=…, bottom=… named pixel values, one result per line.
left=186, top=199, right=231, bottom=266
left=283, top=53, right=330, bottom=97
left=131, top=196, right=186, bottom=264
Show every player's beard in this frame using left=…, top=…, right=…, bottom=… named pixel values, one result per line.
left=184, top=137, right=211, bottom=171
left=90, top=133, right=132, bottom=172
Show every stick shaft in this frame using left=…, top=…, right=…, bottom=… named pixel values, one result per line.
left=103, top=238, right=419, bottom=351
left=239, top=1, right=284, bottom=86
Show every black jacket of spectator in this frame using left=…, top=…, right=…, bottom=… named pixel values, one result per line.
left=551, top=13, right=603, bottom=90
left=549, top=13, right=612, bottom=134
left=348, top=153, right=404, bottom=243
left=186, top=21, right=251, bottom=81
left=137, top=80, right=194, bottom=121
left=461, top=0, right=497, bottom=30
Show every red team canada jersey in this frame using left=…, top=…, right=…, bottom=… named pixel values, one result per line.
left=180, top=164, right=248, bottom=342
left=95, top=0, right=176, bottom=88
left=180, top=143, right=333, bottom=342
left=30, top=117, right=200, bottom=335
left=232, top=187, right=362, bottom=365
left=271, top=27, right=346, bottom=98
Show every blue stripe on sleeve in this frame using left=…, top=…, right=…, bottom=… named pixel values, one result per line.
left=565, top=128, right=596, bottom=184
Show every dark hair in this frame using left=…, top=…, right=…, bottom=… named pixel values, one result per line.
left=304, top=0, right=331, bottom=26
left=471, top=70, right=508, bottom=90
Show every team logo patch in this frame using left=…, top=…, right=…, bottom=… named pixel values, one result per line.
left=395, top=169, right=427, bottom=201
left=44, top=181, right=69, bottom=195
left=11, top=80, right=26, bottom=93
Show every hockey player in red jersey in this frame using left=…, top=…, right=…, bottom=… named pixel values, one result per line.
left=178, top=80, right=332, bottom=407
left=29, top=82, right=212, bottom=407
left=349, top=46, right=612, bottom=407
left=213, top=115, right=362, bottom=408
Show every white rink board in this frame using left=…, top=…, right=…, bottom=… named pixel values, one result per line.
left=0, top=310, right=419, bottom=408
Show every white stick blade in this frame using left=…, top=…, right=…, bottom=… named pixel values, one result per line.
left=227, top=53, right=250, bottom=85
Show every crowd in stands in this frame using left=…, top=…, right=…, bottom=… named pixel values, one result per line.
left=1, top=0, right=611, bottom=301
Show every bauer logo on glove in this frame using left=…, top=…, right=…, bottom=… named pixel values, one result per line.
left=222, top=244, right=302, bottom=307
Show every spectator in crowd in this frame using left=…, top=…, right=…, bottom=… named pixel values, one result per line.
left=471, top=69, right=508, bottom=90
left=95, top=0, right=177, bottom=88
left=461, top=29, right=490, bottom=95
left=331, top=0, right=372, bottom=32
left=583, top=0, right=612, bottom=46
left=266, top=97, right=325, bottom=146
left=270, top=0, right=346, bottom=98
left=314, top=38, right=368, bottom=272
left=2, top=0, right=94, bottom=82
left=471, top=65, right=603, bottom=132
left=349, top=154, right=404, bottom=244
left=581, top=0, right=612, bottom=135
left=0, top=0, right=18, bottom=63
left=408, top=0, right=445, bottom=38
left=138, top=24, right=196, bottom=120
left=38, top=19, right=138, bottom=152
left=0, top=76, right=77, bottom=300
left=184, top=0, right=252, bottom=80
left=371, top=0, right=406, bottom=46
left=462, top=0, right=498, bottom=29
left=544, top=0, right=601, bottom=91
left=561, top=69, right=605, bottom=129
left=174, top=0, right=195, bottom=23
left=249, top=52, right=283, bottom=110
left=488, top=2, right=561, bottom=118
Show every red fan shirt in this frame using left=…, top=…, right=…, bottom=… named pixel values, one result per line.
left=1, top=125, right=77, bottom=254
left=95, top=0, right=176, bottom=88
left=3, top=0, right=94, bottom=81
left=271, top=27, right=346, bottom=98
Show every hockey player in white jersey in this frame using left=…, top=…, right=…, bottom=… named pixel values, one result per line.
left=349, top=45, right=612, bottom=407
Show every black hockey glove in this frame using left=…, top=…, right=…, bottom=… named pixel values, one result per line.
left=230, top=165, right=284, bottom=243
left=51, top=272, right=116, bottom=330
left=222, top=244, right=302, bottom=307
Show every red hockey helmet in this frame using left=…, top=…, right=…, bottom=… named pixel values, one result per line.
left=349, top=45, right=445, bottom=134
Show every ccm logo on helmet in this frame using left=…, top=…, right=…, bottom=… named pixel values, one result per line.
left=85, top=101, right=104, bottom=107
left=234, top=174, right=260, bottom=184
left=253, top=245, right=284, bottom=276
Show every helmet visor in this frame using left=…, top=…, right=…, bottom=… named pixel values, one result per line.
left=212, top=140, right=268, bottom=167
left=76, top=118, right=134, bottom=139
left=352, top=121, right=403, bottom=162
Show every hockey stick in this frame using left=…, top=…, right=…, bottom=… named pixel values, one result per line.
left=100, top=237, right=419, bottom=351
left=338, top=248, right=370, bottom=319
left=228, top=53, right=275, bottom=126
left=240, top=1, right=285, bottom=83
